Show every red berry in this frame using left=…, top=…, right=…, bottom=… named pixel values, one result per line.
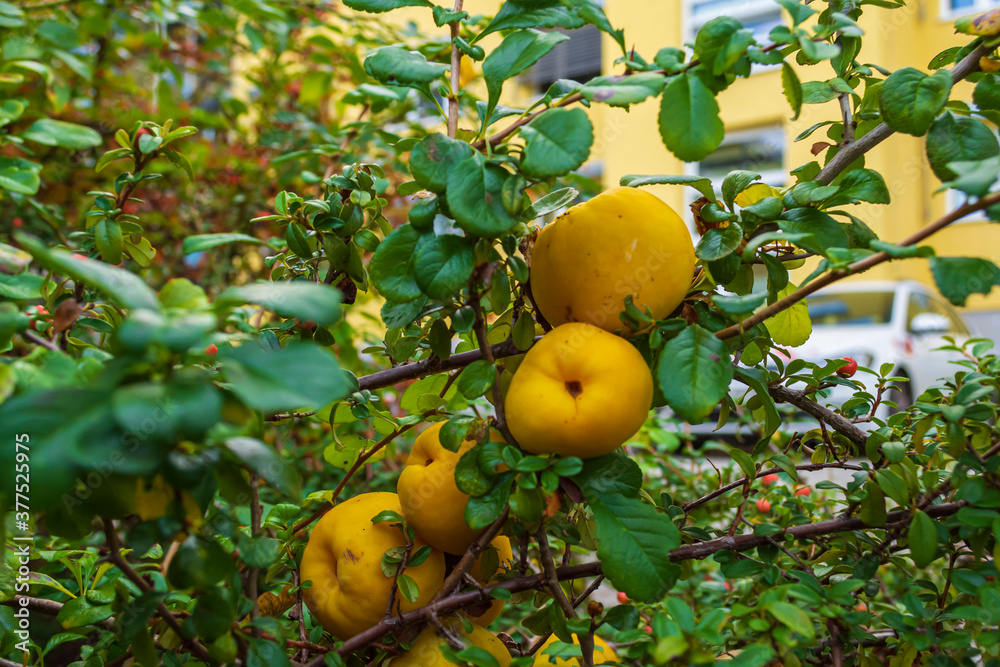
left=761, top=473, right=780, bottom=486
left=616, top=591, right=628, bottom=604
left=795, top=486, right=812, bottom=497
left=755, top=498, right=771, bottom=513
left=12, top=217, right=23, bottom=228
left=837, top=356, right=858, bottom=378
left=297, top=319, right=316, bottom=331
left=643, top=625, right=653, bottom=634
left=723, top=581, right=732, bottom=591
left=70, top=253, right=90, bottom=261
left=204, top=344, right=218, bottom=356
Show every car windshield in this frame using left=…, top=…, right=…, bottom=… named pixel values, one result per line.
left=807, top=291, right=895, bottom=326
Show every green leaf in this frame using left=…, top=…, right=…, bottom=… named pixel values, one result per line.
left=879, top=68, right=952, bottom=137
left=56, top=597, right=114, bottom=629
left=286, top=222, right=313, bottom=259
left=21, top=119, right=102, bottom=149
left=713, top=28, right=754, bottom=76
left=18, top=235, right=159, bottom=311
left=413, top=235, right=475, bottom=300
left=768, top=602, right=815, bottom=639
left=344, top=0, right=431, bottom=11
left=781, top=62, right=803, bottom=120
left=371, top=225, right=423, bottom=302
left=216, top=281, right=341, bottom=326
left=457, top=359, right=497, bottom=399
left=974, top=75, right=1000, bottom=111
left=226, top=437, right=302, bottom=498
left=657, top=324, right=733, bottom=423
left=520, top=108, right=594, bottom=179
left=574, top=453, right=642, bottom=499
left=580, top=72, right=665, bottom=107
left=722, top=171, right=760, bottom=211
left=733, top=368, right=781, bottom=446
left=775, top=0, right=817, bottom=26
left=859, top=480, right=887, bottom=527
left=590, top=493, right=681, bottom=602
left=364, top=46, right=449, bottom=86
left=478, top=0, right=587, bottom=39
left=93, top=219, right=124, bottom=265
left=0, top=156, right=42, bottom=195
left=221, top=342, right=349, bottom=412
left=943, top=156, right=1000, bottom=197
left=446, top=154, right=517, bottom=236
left=621, top=174, right=716, bottom=202
left=825, top=168, right=891, bottom=206
left=465, top=472, right=514, bottom=529
left=929, top=257, right=1000, bottom=306
left=765, top=282, right=812, bottom=347
left=658, top=73, right=724, bottom=162
left=483, top=29, right=568, bottom=122
left=182, top=233, right=265, bottom=254
left=523, top=187, right=579, bottom=220
left=0, top=273, right=43, bottom=300
left=909, top=509, right=938, bottom=567
left=778, top=208, right=848, bottom=256
left=729, top=449, right=756, bottom=480
left=926, top=112, right=1000, bottom=182
left=409, top=133, right=475, bottom=193
left=696, top=225, right=743, bottom=261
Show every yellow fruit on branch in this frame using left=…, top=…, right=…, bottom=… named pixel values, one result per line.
left=468, top=535, right=514, bottom=626
left=397, top=422, right=499, bottom=555
left=530, top=186, right=695, bottom=335
left=300, top=492, right=445, bottom=639
left=532, top=634, right=617, bottom=666
left=504, top=322, right=653, bottom=458
left=389, top=620, right=512, bottom=667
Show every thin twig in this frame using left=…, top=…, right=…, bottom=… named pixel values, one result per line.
left=248, top=474, right=262, bottom=639
left=21, top=329, right=60, bottom=352
left=447, top=0, right=465, bottom=138
left=429, top=507, right=510, bottom=603
left=536, top=527, right=594, bottom=667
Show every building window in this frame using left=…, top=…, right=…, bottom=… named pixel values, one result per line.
left=522, top=24, right=603, bottom=95
left=685, top=0, right=784, bottom=46
left=942, top=0, right=995, bottom=19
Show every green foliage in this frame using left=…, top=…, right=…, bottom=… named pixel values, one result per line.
left=4, top=0, right=1000, bottom=665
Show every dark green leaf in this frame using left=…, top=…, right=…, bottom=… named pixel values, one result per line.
left=446, top=154, right=517, bottom=236
left=220, top=342, right=349, bottom=412
left=825, top=168, right=891, bottom=206
left=879, top=67, right=952, bottom=136
left=483, top=30, right=568, bottom=122
left=909, top=509, right=938, bottom=567
left=371, top=224, right=423, bottom=302
left=465, top=472, right=514, bottom=529
left=621, top=174, right=716, bottom=202
left=591, top=493, right=681, bottom=602
left=930, top=257, right=1000, bottom=305
left=520, top=108, right=594, bottom=178
left=657, top=325, right=733, bottom=423
left=410, top=133, right=475, bottom=193
left=658, top=73, right=724, bottom=162
left=182, top=233, right=265, bottom=254
left=696, top=225, right=743, bottom=261
left=574, top=452, right=642, bottom=500
left=926, top=112, right=1000, bottom=181
left=344, top=0, right=431, bottom=11
left=781, top=62, right=803, bottom=120
left=216, top=282, right=341, bottom=326
left=226, top=437, right=302, bottom=499
left=580, top=72, right=665, bottom=107
left=457, top=359, right=497, bottom=399
left=22, top=119, right=102, bottom=149
left=722, top=171, right=760, bottom=211
left=93, top=219, right=124, bottom=265
left=413, top=235, right=475, bottom=299
left=364, top=46, right=449, bottom=86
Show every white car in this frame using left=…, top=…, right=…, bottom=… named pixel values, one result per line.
left=672, top=280, right=973, bottom=439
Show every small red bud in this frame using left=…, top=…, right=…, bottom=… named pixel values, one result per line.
left=837, top=356, right=858, bottom=378
left=204, top=344, right=218, bottom=356
left=643, top=625, right=653, bottom=634
left=616, top=591, right=628, bottom=604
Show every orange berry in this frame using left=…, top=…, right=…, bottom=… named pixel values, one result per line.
left=761, top=473, right=779, bottom=486
left=795, top=486, right=812, bottom=497
left=643, top=625, right=653, bottom=634
left=755, top=498, right=771, bottom=513
left=616, top=591, right=628, bottom=604
left=204, top=344, right=218, bottom=355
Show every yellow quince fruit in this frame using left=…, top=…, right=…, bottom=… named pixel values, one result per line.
left=530, top=186, right=695, bottom=335
left=300, top=492, right=445, bottom=639
left=388, top=620, right=512, bottom=666
left=505, top=322, right=653, bottom=458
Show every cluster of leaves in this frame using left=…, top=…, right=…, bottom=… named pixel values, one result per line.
left=5, top=0, right=1000, bottom=666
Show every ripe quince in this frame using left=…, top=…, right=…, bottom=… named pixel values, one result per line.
left=300, top=492, right=445, bottom=639
left=530, top=186, right=695, bottom=334
left=532, top=634, right=617, bottom=666
left=398, top=422, right=490, bottom=555
left=505, top=322, right=653, bottom=458
left=468, top=535, right=514, bottom=626
left=388, top=620, right=512, bottom=667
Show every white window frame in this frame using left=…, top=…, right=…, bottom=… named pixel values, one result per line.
left=683, top=0, right=784, bottom=72
left=940, top=0, right=996, bottom=21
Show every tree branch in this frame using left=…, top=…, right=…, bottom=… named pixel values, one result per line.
left=447, top=0, right=465, bottom=138
left=765, top=383, right=869, bottom=447
left=716, top=189, right=1000, bottom=341
left=815, top=42, right=988, bottom=185
left=2, top=595, right=116, bottom=631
